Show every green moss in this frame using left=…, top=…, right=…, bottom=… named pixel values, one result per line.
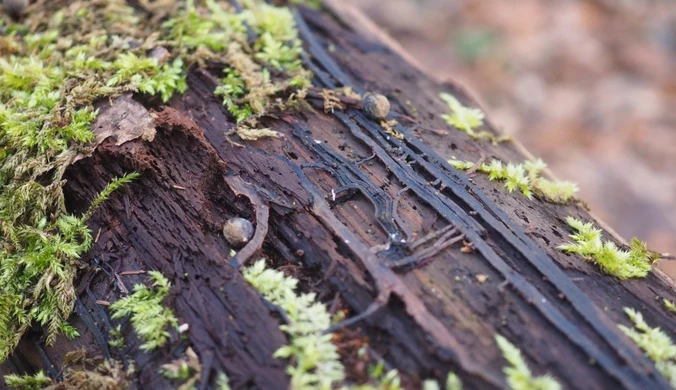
left=108, top=325, right=125, bottom=350
left=243, top=260, right=462, bottom=390
left=4, top=371, right=52, bottom=390
left=445, top=373, right=463, bottom=390
left=665, top=299, right=676, bottom=314
left=558, top=217, right=656, bottom=279
left=243, top=260, right=344, bottom=390
left=449, top=158, right=578, bottom=204
left=164, top=0, right=312, bottom=130
left=439, top=93, right=510, bottom=144
left=0, top=0, right=183, bottom=360
left=109, top=271, right=178, bottom=351
left=0, top=172, right=136, bottom=361
left=290, top=0, right=323, bottom=9
left=217, top=372, right=232, bottom=390
left=160, top=346, right=202, bottom=390
left=619, top=308, right=676, bottom=388
left=495, top=335, right=561, bottom=390
left=1, top=0, right=313, bottom=362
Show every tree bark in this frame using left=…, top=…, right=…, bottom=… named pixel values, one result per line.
left=3, top=4, right=676, bottom=390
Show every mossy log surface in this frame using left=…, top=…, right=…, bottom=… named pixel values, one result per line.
left=3, top=5, right=676, bottom=390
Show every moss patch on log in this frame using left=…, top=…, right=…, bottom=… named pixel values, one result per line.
left=0, top=0, right=312, bottom=362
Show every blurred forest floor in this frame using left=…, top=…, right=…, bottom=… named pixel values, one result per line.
left=349, top=0, right=676, bottom=273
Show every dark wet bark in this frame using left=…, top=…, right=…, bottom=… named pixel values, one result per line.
left=3, top=5, right=676, bottom=390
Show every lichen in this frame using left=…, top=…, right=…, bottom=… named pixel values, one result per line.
left=619, top=307, right=676, bottom=388
left=109, top=271, right=178, bottom=351
left=448, top=158, right=578, bottom=203
left=226, top=119, right=282, bottom=147
left=558, top=217, right=656, bottom=279
left=380, top=119, right=403, bottom=140
left=495, top=335, right=561, bottom=390
left=320, top=88, right=343, bottom=113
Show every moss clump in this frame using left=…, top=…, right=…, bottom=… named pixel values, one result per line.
left=166, top=0, right=312, bottom=133
left=495, top=335, right=561, bottom=390
left=619, top=308, right=676, bottom=388
left=4, top=371, right=52, bottom=390
left=558, top=217, right=656, bottom=279
left=439, top=93, right=510, bottom=144
left=109, top=271, right=178, bottom=351
left=0, top=0, right=180, bottom=361
left=1, top=0, right=313, bottom=361
left=4, top=358, right=132, bottom=390
left=0, top=165, right=137, bottom=361
left=243, top=260, right=461, bottom=390
left=243, top=260, right=344, bottom=390
left=160, top=346, right=202, bottom=390
left=449, top=158, right=578, bottom=203
left=665, top=299, right=676, bottom=314
left=422, top=373, right=463, bottom=390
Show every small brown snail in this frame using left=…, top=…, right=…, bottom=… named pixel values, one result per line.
left=362, top=93, right=390, bottom=120
left=223, top=217, right=254, bottom=248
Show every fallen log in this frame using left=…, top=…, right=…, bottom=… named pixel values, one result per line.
left=2, top=1, right=676, bottom=389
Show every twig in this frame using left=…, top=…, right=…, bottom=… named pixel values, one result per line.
left=119, top=270, right=146, bottom=276
left=409, top=224, right=456, bottom=251
left=226, top=176, right=269, bottom=269
left=391, top=232, right=464, bottom=270
left=466, top=153, right=486, bottom=175
left=323, top=289, right=390, bottom=334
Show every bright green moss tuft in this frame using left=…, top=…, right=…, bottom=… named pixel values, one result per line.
left=109, top=271, right=178, bottom=351
left=439, top=93, right=509, bottom=144
left=290, top=0, right=323, bottom=9
left=4, top=371, right=52, bottom=390
left=495, top=335, right=561, bottom=390
left=619, top=308, right=676, bottom=387
left=422, top=372, right=464, bottom=390
left=243, top=260, right=344, bottom=390
left=0, top=173, right=137, bottom=361
left=449, top=158, right=578, bottom=203
left=244, top=260, right=462, bottom=390
left=558, top=217, right=656, bottom=279
left=439, top=93, right=484, bottom=134
left=665, top=299, right=676, bottom=313
left=0, top=0, right=187, bottom=359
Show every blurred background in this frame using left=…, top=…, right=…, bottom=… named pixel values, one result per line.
left=349, top=0, right=676, bottom=269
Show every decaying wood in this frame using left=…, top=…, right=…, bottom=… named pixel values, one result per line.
left=3, top=5, right=676, bottom=390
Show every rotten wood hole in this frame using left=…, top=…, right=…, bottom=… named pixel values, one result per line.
left=3, top=5, right=676, bottom=390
